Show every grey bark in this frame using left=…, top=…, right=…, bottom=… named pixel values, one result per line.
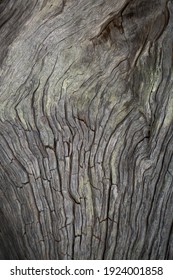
left=0, top=0, right=173, bottom=260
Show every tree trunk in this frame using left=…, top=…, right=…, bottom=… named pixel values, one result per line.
left=0, top=0, right=173, bottom=260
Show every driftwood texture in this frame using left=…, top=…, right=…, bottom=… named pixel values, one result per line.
left=0, top=0, right=173, bottom=260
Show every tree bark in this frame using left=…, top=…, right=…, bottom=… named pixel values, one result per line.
left=0, top=0, right=173, bottom=260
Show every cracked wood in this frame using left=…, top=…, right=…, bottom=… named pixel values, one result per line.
left=0, top=0, right=173, bottom=259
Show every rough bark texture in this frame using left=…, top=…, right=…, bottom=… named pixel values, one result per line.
left=0, top=0, right=173, bottom=260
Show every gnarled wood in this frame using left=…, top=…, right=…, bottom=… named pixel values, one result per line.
left=0, top=0, right=173, bottom=259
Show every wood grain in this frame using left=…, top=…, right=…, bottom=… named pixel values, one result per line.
left=0, top=0, right=173, bottom=259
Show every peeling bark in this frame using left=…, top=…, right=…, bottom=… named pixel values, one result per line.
left=0, top=0, right=173, bottom=259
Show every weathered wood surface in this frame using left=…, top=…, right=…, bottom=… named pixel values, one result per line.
left=0, top=0, right=173, bottom=259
